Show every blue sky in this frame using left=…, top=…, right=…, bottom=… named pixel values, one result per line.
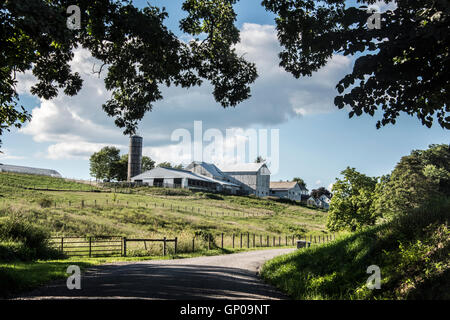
left=1, top=1, right=448, bottom=191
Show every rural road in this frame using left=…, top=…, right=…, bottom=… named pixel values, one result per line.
left=16, top=248, right=295, bottom=300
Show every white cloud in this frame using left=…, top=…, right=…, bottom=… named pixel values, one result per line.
left=0, top=148, right=25, bottom=161
left=46, top=141, right=125, bottom=160
left=18, top=24, right=353, bottom=161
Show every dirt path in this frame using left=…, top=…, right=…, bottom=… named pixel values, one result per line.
left=16, top=248, right=295, bottom=300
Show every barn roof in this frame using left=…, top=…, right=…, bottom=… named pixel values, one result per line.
left=131, top=166, right=240, bottom=187
left=270, top=181, right=298, bottom=190
left=0, top=163, right=61, bottom=177
left=219, top=162, right=270, bottom=174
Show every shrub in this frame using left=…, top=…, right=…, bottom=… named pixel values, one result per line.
left=38, top=197, right=53, bottom=208
left=0, top=217, right=61, bottom=261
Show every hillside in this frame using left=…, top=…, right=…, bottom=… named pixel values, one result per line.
left=0, top=172, right=330, bottom=249
left=260, top=200, right=450, bottom=299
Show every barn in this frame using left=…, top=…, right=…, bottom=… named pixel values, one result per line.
left=0, top=163, right=62, bottom=178
left=218, top=163, right=271, bottom=197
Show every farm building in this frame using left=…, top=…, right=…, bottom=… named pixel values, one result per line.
left=130, top=166, right=240, bottom=193
left=0, top=163, right=61, bottom=178
left=269, top=181, right=308, bottom=201
left=218, top=163, right=271, bottom=197
left=184, top=162, right=241, bottom=194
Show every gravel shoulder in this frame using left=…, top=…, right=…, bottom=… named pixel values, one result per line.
left=15, top=248, right=295, bottom=300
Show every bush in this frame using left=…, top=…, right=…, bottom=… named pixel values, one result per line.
left=0, top=217, right=61, bottom=261
left=38, top=197, right=53, bottom=208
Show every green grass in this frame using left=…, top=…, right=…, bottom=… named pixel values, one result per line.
left=0, top=172, right=330, bottom=297
left=260, top=202, right=450, bottom=300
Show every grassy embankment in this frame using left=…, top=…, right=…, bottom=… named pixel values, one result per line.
left=0, top=172, right=331, bottom=297
left=261, top=200, right=449, bottom=299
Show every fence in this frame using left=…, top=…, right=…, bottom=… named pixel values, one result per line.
left=49, top=233, right=336, bottom=258
left=31, top=199, right=274, bottom=218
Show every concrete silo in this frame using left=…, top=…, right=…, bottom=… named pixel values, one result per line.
left=127, top=135, right=143, bottom=181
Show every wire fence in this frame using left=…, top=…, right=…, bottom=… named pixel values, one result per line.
left=49, top=233, right=337, bottom=258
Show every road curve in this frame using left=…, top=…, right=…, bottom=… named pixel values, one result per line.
left=16, top=248, right=295, bottom=300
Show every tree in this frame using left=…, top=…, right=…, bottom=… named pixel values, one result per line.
left=292, top=177, right=306, bottom=189
left=89, top=146, right=121, bottom=181
left=114, top=154, right=156, bottom=181
left=142, top=156, right=156, bottom=172
left=262, top=0, right=449, bottom=129
left=311, top=187, right=332, bottom=199
left=326, top=167, right=378, bottom=232
left=0, top=0, right=257, bottom=147
left=372, top=144, right=450, bottom=218
left=157, top=162, right=183, bottom=169
left=255, top=156, right=266, bottom=163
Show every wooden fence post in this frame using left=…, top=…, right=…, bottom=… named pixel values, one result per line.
left=260, top=235, right=262, bottom=247
left=232, top=234, right=235, bottom=248
left=240, top=234, right=242, bottom=248
left=81, top=200, right=84, bottom=208
left=192, top=237, right=195, bottom=252
left=123, top=237, right=127, bottom=257
left=89, top=237, right=92, bottom=257
left=174, top=237, right=178, bottom=254
left=208, top=234, right=211, bottom=250
left=253, top=234, right=256, bottom=248
left=267, top=235, right=269, bottom=247
left=273, top=236, right=275, bottom=247
left=61, top=237, right=64, bottom=252
left=163, top=237, right=167, bottom=256
left=221, top=233, right=224, bottom=249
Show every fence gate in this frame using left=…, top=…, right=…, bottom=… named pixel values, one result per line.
left=50, top=236, right=123, bottom=257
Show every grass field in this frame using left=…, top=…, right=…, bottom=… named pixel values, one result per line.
left=0, top=172, right=330, bottom=241
left=0, top=172, right=332, bottom=297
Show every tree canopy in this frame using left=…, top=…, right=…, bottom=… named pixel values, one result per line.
left=372, top=144, right=450, bottom=218
left=262, top=0, right=449, bottom=129
left=292, top=177, right=306, bottom=189
left=0, top=0, right=257, bottom=146
left=327, top=167, right=378, bottom=231
left=311, top=187, right=332, bottom=199
left=89, top=146, right=121, bottom=181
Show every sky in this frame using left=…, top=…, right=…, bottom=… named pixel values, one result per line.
left=1, top=0, right=448, bottom=191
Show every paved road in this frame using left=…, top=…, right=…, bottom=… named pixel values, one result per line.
left=16, top=249, right=295, bottom=300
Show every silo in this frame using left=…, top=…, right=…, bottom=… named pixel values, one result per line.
left=127, top=135, right=143, bottom=181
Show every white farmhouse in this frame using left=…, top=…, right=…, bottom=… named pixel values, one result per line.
left=269, top=181, right=308, bottom=201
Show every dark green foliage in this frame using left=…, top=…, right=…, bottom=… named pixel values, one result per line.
left=261, top=199, right=450, bottom=299
left=0, top=0, right=257, bottom=147
left=372, top=144, right=450, bottom=218
left=89, top=146, right=121, bottom=181
left=310, top=187, right=332, bottom=199
left=0, top=216, right=61, bottom=261
left=262, top=0, right=450, bottom=129
left=327, top=167, right=378, bottom=231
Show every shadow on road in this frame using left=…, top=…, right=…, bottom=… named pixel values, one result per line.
left=17, top=263, right=289, bottom=300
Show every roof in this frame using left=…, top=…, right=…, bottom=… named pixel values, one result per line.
left=219, top=162, right=270, bottom=174
left=270, top=181, right=308, bottom=191
left=270, top=181, right=298, bottom=190
left=185, top=162, right=228, bottom=179
left=0, top=163, right=61, bottom=177
left=131, top=166, right=240, bottom=187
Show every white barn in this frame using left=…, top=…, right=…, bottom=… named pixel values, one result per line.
left=218, top=163, right=271, bottom=197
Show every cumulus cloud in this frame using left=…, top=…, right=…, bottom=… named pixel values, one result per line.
left=18, top=23, right=352, bottom=161
left=0, top=148, right=25, bottom=161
